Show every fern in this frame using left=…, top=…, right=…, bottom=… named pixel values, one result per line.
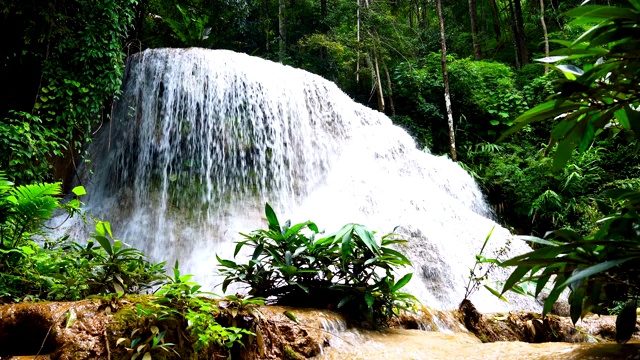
left=0, top=171, right=62, bottom=249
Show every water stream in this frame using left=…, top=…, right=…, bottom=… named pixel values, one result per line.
left=71, top=48, right=537, bottom=313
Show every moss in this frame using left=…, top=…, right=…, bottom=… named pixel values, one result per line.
left=283, top=344, right=304, bottom=360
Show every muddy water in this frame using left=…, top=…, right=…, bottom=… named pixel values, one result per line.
left=318, top=330, right=640, bottom=360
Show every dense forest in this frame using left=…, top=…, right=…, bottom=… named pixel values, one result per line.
left=2, top=0, right=637, bottom=238
left=1, top=0, right=640, bottom=353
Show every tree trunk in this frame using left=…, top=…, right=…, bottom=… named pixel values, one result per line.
left=489, top=0, right=501, bottom=42
left=356, top=0, right=361, bottom=82
left=263, top=0, right=270, bottom=51
left=540, top=0, right=549, bottom=73
left=436, top=0, right=457, bottom=161
left=508, top=0, right=521, bottom=69
left=383, top=59, right=396, bottom=116
left=513, top=0, right=528, bottom=66
left=468, top=0, right=482, bottom=60
left=278, top=0, right=286, bottom=62
left=421, top=0, right=429, bottom=28
left=371, top=45, right=385, bottom=112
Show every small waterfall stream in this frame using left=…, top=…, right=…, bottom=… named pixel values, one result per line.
left=74, top=48, right=537, bottom=313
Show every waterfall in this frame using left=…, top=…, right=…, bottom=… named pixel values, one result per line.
left=77, top=48, right=538, bottom=312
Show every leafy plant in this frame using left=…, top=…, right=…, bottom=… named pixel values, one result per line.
left=217, top=203, right=417, bottom=326
left=462, top=227, right=510, bottom=303
left=153, top=262, right=253, bottom=355
left=115, top=303, right=180, bottom=360
left=0, top=170, right=165, bottom=302
left=499, top=1, right=640, bottom=170
left=0, top=112, right=65, bottom=184
left=501, top=188, right=640, bottom=324
left=499, top=1, right=640, bottom=343
left=164, top=4, right=212, bottom=47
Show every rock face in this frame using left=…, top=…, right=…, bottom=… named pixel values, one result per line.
left=1, top=300, right=639, bottom=359
left=0, top=300, right=109, bottom=359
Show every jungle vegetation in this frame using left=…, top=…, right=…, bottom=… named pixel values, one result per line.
left=1, top=0, right=640, bottom=350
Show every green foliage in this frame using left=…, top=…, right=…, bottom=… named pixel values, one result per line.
left=116, top=303, right=180, bottom=360
left=2, top=0, right=138, bottom=182
left=500, top=1, right=640, bottom=341
left=501, top=188, right=640, bottom=324
left=500, top=1, right=640, bottom=169
left=217, top=203, right=417, bottom=326
left=464, top=136, right=640, bottom=237
left=0, top=171, right=164, bottom=302
left=164, top=4, right=212, bottom=47
left=463, top=227, right=510, bottom=303
left=393, top=54, right=528, bottom=151
left=0, top=111, right=66, bottom=184
left=153, top=262, right=253, bottom=354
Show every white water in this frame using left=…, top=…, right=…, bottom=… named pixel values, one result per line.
left=71, top=48, right=538, bottom=312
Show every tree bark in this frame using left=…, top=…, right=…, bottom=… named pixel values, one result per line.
left=382, top=59, right=396, bottom=116
left=371, top=44, right=385, bottom=112
left=513, top=0, right=529, bottom=66
left=489, top=0, right=501, bottom=42
left=540, top=0, right=549, bottom=73
left=356, top=0, right=361, bottom=82
left=278, top=0, right=286, bottom=62
left=436, top=0, right=457, bottom=161
left=508, top=0, right=521, bottom=69
left=468, top=0, right=482, bottom=60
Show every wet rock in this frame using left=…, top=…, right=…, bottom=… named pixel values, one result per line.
left=0, top=300, right=108, bottom=359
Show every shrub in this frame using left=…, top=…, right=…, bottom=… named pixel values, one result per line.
left=217, top=203, right=417, bottom=326
left=0, top=170, right=164, bottom=302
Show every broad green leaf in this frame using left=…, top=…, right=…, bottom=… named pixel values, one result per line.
left=264, top=203, right=280, bottom=232
left=354, top=224, right=379, bottom=254
left=535, top=266, right=558, bottom=297
left=216, top=254, right=237, bottom=268
left=19, top=245, right=35, bottom=255
left=553, top=137, right=577, bottom=170
left=560, top=258, right=635, bottom=288
left=71, top=186, right=86, bottom=196
left=484, top=285, right=508, bottom=302
left=543, top=281, right=566, bottom=316
left=556, top=64, right=584, bottom=80
left=337, top=295, right=354, bottom=308
left=364, top=292, right=375, bottom=307
left=391, top=273, right=413, bottom=292
left=93, top=235, right=113, bottom=255
left=499, top=101, right=582, bottom=141
left=340, top=229, right=353, bottom=265
left=565, top=5, right=638, bottom=21
left=502, top=266, right=532, bottom=294
left=570, top=288, right=585, bottom=324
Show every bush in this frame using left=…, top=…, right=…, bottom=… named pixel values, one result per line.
left=0, top=171, right=164, bottom=302
left=217, top=203, right=417, bottom=326
left=392, top=54, right=528, bottom=153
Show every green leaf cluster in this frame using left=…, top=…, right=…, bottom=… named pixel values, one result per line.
left=217, top=203, right=417, bottom=326
left=501, top=188, right=640, bottom=325
left=500, top=1, right=640, bottom=170
left=0, top=170, right=164, bottom=302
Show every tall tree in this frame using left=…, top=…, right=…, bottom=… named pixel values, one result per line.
left=489, top=0, right=502, bottom=42
left=436, top=0, right=457, bottom=161
left=513, top=0, right=529, bottom=66
left=540, top=0, right=549, bottom=73
left=279, top=0, right=287, bottom=61
left=468, top=0, right=482, bottom=60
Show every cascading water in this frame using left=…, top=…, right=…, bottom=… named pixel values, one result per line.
left=74, top=48, right=538, bottom=312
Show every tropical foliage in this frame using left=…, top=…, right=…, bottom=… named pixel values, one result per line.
left=217, top=203, right=417, bottom=326
left=499, top=1, right=640, bottom=342
left=0, top=171, right=165, bottom=302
